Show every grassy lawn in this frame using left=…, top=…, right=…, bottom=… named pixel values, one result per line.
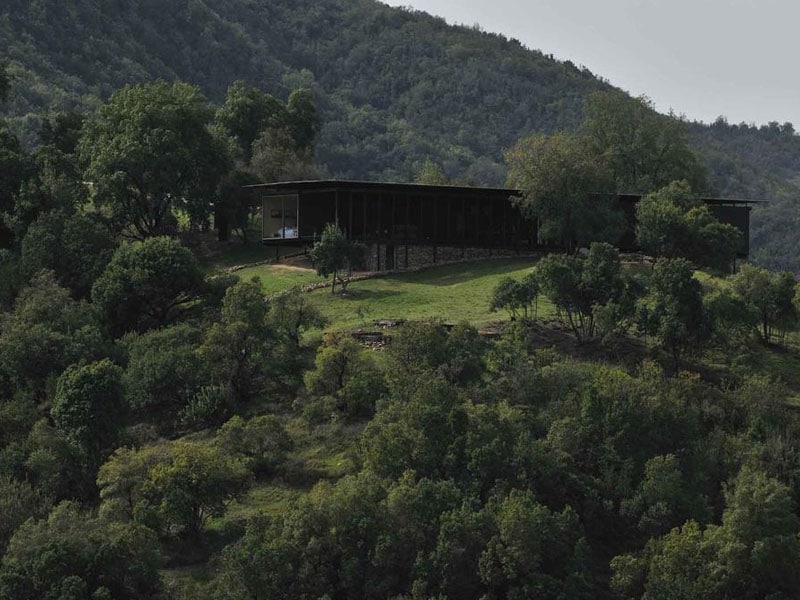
left=307, top=257, right=553, bottom=330
left=235, top=264, right=327, bottom=294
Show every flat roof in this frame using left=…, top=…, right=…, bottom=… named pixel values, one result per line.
left=246, top=180, right=762, bottom=205
left=245, top=179, right=521, bottom=197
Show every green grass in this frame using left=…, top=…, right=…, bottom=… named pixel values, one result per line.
left=235, top=264, right=327, bottom=294
left=307, top=258, right=553, bottom=330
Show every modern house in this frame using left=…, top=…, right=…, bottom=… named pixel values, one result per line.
left=245, top=180, right=756, bottom=270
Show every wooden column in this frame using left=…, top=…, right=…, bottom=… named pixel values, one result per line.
left=362, top=193, right=368, bottom=240
left=348, top=191, right=353, bottom=239
left=461, top=197, right=466, bottom=258
left=433, top=193, right=439, bottom=263
left=404, top=195, right=410, bottom=268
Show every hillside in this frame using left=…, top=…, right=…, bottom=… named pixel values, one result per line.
left=3, top=0, right=800, bottom=269
left=0, top=0, right=604, bottom=181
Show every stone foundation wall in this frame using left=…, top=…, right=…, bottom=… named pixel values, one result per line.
left=364, top=244, right=530, bottom=271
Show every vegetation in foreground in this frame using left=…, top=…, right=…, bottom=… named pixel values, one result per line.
left=3, top=56, right=800, bottom=600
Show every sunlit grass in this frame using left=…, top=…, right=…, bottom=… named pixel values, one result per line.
left=235, top=264, right=326, bottom=294
left=306, top=258, right=554, bottom=330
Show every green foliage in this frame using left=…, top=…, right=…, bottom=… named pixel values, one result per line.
left=384, top=320, right=485, bottom=396
left=612, top=466, right=800, bottom=600
left=636, top=180, right=742, bottom=270
left=489, top=272, right=539, bottom=319
left=536, top=242, right=632, bottom=340
left=91, top=237, right=205, bottom=337
left=0, top=271, right=106, bottom=391
left=267, top=289, right=326, bottom=347
left=122, top=323, right=204, bottom=415
left=20, top=209, right=115, bottom=298
left=0, top=476, right=51, bottom=555
left=51, top=359, right=126, bottom=470
left=479, top=490, right=591, bottom=600
left=216, top=415, right=293, bottom=475
left=584, top=91, right=706, bottom=193
left=0, top=501, right=165, bottom=600
left=215, top=80, right=288, bottom=162
left=99, top=441, right=250, bottom=537
left=414, top=158, right=449, bottom=185
left=0, top=121, right=30, bottom=248
left=637, top=258, right=710, bottom=365
left=309, top=223, right=366, bottom=294
left=0, top=61, right=8, bottom=104
left=79, top=80, right=230, bottom=237
left=304, top=333, right=386, bottom=421
left=731, top=262, right=798, bottom=344
left=249, top=125, right=320, bottom=183
left=199, top=277, right=282, bottom=403
left=505, top=132, right=621, bottom=251
left=286, top=89, right=319, bottom=153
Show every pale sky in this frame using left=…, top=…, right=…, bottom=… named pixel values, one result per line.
left=383, top=0, right=800, bottom=127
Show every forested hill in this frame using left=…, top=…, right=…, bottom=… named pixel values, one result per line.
left=0, top=0, right=606, bottom=182
left=3, top=0, right=800, bottom=268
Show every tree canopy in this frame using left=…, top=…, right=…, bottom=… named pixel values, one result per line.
left=505, top=132, right=621, bottom=252
left=79, top=80, right=230, bottom=238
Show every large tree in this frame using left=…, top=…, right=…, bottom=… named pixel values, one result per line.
left=91, top=236, right=205, bottom=337
left=51, top=359, right=126, bottom=471
left=636, top=180, right=742, bottom=271
left=505, top=132, right=621, bottom=252
left=215, top=81, right=288, bottom=158
left=584, top=91, right=706, bottom=193
left=79, top=80, right=230, bottom=238
left=0, top=502, right=165, bottom=599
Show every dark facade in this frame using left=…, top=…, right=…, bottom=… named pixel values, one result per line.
left=246, top=180, right=756, bottom=264
left=249, top=180, right=536, bottom=250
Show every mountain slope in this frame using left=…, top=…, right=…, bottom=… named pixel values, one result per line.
left=2, top=0, right=800, bottom=268
left=1, top=0, right=606, bottom=181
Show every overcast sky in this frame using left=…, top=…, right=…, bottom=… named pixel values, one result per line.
left=382, top=0, right=799, bottom=127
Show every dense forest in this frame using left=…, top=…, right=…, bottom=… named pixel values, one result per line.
left=3, top=0, right=800, bottom=269
left=4, top=1, right=800, bottom=598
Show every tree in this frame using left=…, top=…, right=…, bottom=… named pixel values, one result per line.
left=637, top=258, right=710, bottom=367
left=122, top=323, right=204, bottom=415
left=0, top=476, right=51, bottom=555
left=0, top=502, right=165, bottom=600
left=490, top=272, right=539, bottom=320
left=267, top=289, right=326, bottom=349
left=415, top=158, right=449, bottom=185
left=249, top=127, right=320, bottom=183
left=636, top=180, right=741, bottom=271
left=91, top=237, right=205, bottom=337
left=99, top=442, right=250, bottom=538
left=479, top=490, right=591, bottom=600
left=505, top=131, right=621, bottom=252
left=536, top=243, right=631, bottom=341
left=304, top=333, right=386, bottom=420
left=732, top=263, right=797, bottom=344
left=199, top=278, right=289, bottom=403
left=0, top=121, right=30, bottom=248
left=0, top=271, right=106, bottom=393
left=79, top=80, right=230, bottom=237
left=612, top=467, right=800, bottom=600
left=20, top=209, right=115, bottom=298
left=215, top=80, right=288, bottom=162
left=584, top=91, right=706, bottom=193
left=286, top=89, right=319, bottom=154
left=51, top=359, right=127, bottom=471
left=215, top=169, right=261, bottom=242
left=0, top=61, right=9, bottom=103
left=216, top=415, right=293, bottom=475
left=309, top=223, right=366, bottom=294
